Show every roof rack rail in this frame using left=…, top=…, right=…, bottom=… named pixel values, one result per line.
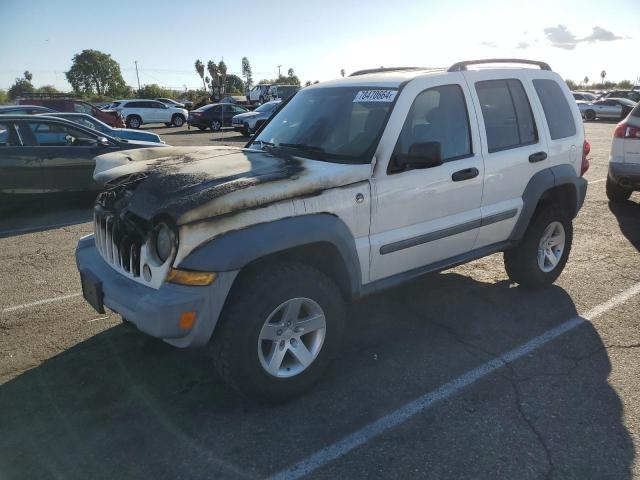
left=448, top=59, right=552, bottom=72
left=349, top=67, right=436, bottom=77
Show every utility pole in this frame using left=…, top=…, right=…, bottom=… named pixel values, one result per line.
left=277, top=65, right=282, bottom=77
left=134, top=60, right=141, bottom=92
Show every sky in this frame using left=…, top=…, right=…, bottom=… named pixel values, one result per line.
left=1, top=0, right=638, bottom=92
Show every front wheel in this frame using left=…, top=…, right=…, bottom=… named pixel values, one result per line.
left=210, top=262, right=345, bottom=402
left=584, top=110, right=596, bottom=121
left=606, top=177, right=632, bottom=202
left=126, top=115, right=141, bottom=129
left=504, top=205, right=573, bottom=289
left=210, top=119, right=222, bottom=132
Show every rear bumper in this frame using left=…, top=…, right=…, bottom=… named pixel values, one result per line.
left=75, top=235, right=238, bottom=348
left=609, top=162, right=640, bottom=190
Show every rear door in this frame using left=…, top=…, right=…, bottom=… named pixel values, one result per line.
left=149, top=101, right=170, bottom=122
left=22, top=120, right=104, bottom=193
left=464, top=70, right=549, bottom=249
left=0, top=120, right=44, bottom=195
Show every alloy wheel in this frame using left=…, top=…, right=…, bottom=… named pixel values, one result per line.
left=537, top=221, right=566, bottom=273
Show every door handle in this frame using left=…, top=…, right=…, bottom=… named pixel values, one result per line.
left=528, top=151, right=548, bottom=163
left=451, top=167, right=479, bottom=182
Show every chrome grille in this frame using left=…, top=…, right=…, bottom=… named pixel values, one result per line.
left=94, top=210, right=142, bottom=279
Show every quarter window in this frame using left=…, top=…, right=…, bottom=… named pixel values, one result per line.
left=475, top=79, right=538, bottom=153
left=393, top=84, right=472, bottom=169
left=533, top=79, right=576, bottom=140
left=0, top=122, right=22, bottom=146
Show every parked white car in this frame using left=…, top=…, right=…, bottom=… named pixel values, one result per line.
left=247, top=84, right=272, bottom=104
left=111, top=99, right=188, bottom=129
left=78, top=59, right=588, bottom=401
left=607, top=103, right=640, bottom=201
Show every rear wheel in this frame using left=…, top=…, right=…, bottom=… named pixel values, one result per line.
left=504, top=205, right=572, bottom=289
left=164, top=122, right=172, bottom=127
left=126, top=115, right=142, bottom=129
left=584, top=110, right=596, bottom=121
left=210, top=119, right=222, bottom=132
left=210, top=262, right=345, bottom=402
left=606, top=177, right=632, bottom=202
left=171, top=114, right=185, bottom=127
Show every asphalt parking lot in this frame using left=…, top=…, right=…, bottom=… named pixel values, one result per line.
left=1, top=121, right=639, bottom=479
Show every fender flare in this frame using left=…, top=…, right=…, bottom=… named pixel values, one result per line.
left=509, top=165, right=587, bottom=242
left=178, top=214, right=362, bottom=297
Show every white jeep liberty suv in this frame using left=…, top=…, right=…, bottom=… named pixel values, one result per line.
left=77, top=59, right=589, bottom=401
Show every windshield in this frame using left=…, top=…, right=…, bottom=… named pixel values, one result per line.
left=250, top=86, right=397, bottom=163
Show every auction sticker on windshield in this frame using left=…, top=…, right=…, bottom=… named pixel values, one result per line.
left=353, top=90, right=397, bottom=102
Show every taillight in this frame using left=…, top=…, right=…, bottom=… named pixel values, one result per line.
left=581, top=139, right=590, bottom=177
left=614, top=122, right=640, bottom=139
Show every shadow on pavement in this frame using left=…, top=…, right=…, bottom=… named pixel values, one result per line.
left=0, top=194, right=94, bottom=238
left=609, top=198, right=640, bottom=251
left=0, top=272, right=633, bottom=479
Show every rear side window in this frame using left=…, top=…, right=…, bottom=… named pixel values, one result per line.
left=533, top=79, right=576, bottom=140
left=475, top=79, right=538, bottom=153
left=0, top=122, right=22, bottom=146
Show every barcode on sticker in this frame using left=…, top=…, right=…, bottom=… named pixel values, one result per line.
left=353, top=90, right=397, bottom=103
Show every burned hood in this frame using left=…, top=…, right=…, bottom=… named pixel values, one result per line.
left=94, top=146, right=371, bottom=225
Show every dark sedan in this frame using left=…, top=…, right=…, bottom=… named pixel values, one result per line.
left=0, top=115, right=165, bottom=201
left=187, top=103, right=248, bottom=131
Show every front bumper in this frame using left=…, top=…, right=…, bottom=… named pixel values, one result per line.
left=76, top=235, right=238, bottom=348
left=608, top=162, right=640, bottom=190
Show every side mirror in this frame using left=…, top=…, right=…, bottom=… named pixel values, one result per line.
left=395, top=142, right=443, bottom=170
left=98, top=137, right=110, bottom=147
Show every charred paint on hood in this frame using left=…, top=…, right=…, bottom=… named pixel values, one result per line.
left=95, top=147, right=371, bottom=225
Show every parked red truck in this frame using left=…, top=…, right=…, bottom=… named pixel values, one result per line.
left=18, top=95, right=125, bottom=127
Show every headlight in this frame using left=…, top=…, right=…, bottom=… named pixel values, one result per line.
left=153, top=223, right=175, bottom=263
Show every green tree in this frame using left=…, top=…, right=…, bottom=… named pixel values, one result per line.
left=207, top=60, right=219, bottom=97
left=0, top=89, right=8, bottom=104
left=66, top=49, right=127, bottom=96
left=7, top=71, right=34, bottom=100
left=617, top=80, right=633, bottom=89
left=218, top=60, right=228, bottom=95
left=583, top=76, right=589, bottom=86
left=225, top=74, right=245, bottom=95
left=565, top=79, right=577, bottom=90
left=241, top=57, right=253, bottom=91
left=36, top=85, right=60, bottom=94
left=600, top=70, right=606, bottom=83
left=195, top=59, right=206, bottom=91
left=137, top=83, right=176, bottom=99
left=304, top=80, right=312, bottom=87
left=340, top=69, right=345, bottom=77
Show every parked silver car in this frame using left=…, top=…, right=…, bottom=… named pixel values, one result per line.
left=578, top=98, right=636, bottom=121
left=231, top=100, right=281, bottom=136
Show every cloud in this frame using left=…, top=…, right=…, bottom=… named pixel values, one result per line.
left=516, top=42, right=529, bottom=49
left=582, top=26, right=623, bottom=43
left=480, top=41, right=497, bottom=48
left=544, top=25, right=578, bottom=50
left=544, top=25, right=628, bottom=50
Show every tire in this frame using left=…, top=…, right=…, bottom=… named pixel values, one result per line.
left=606, top=177, right=632, bottom=202
left=126, top=115, right=142, bottom=129
left=164, top=122, right=172, bottom=127
left=210, top=119, right=222, bottom=132
left=584, top=110, right=596, bottom=121
left=197, top=126, right=207, bottom=131
left=242, top=125, right=250, bottom=137
left=210, top=262, right=346, bottom=402
left=171, top=114, right=185, bottom=127
left=504, top=204, right=573, bottom=289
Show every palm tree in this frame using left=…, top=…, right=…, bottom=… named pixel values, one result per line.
left=583, top=76, right=589, bottom=87
left=207, top=60, right=219, bottom=97
left=600, top=70, right=606, bottom=84
left=340, top=69, right=345, bottom=77
left=218, top=61, right=228, bottom=96
left=194, top=60, right=206, bottom=92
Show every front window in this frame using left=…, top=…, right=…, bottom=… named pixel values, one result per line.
left=255, top=102, right=277, bottom=113
left=250, top=86, right=397, bottom=163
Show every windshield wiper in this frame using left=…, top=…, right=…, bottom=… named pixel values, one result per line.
left=277, top=143, right=325, bottom=153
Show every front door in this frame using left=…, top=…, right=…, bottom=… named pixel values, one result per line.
left=369, top=75, right=484, bottom=282
left=0, top=120, right=44, bottom=195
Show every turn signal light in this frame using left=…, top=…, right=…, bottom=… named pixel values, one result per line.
left=581, top=140, right=590, bottom=177
left=166, top=268, right=217, bottom=286
left=179, top=311, right=197, bottom=329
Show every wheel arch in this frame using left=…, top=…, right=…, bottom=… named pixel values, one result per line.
left=178, top=214, right=362, bottom=299
left=509, top=165, right=587, bottom=242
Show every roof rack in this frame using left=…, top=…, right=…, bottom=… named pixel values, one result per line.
left=349, top=67, right=440, bottom=77
left=448, top=59, right=552, bottom=72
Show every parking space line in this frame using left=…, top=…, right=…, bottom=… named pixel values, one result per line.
left=269, top=282, right=640, bottom=480
left=588, top=178, right=606, bottom=184
left=2, top=293, right=82, bottom=314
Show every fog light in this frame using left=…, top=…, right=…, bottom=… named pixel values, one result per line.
left=179, top=311, right=196, bottom=329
